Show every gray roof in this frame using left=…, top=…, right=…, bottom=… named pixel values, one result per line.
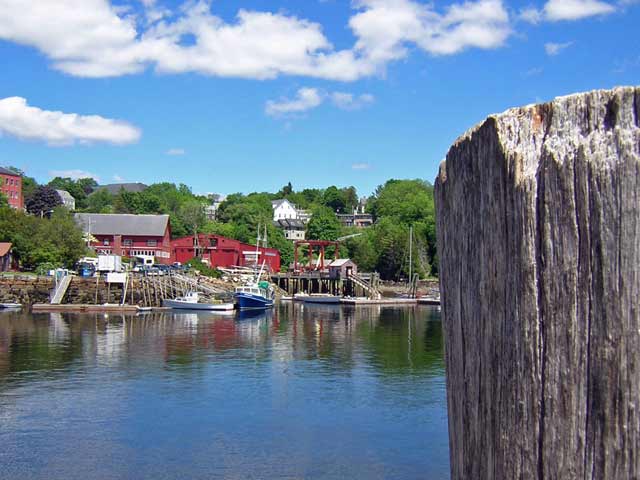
left=97, top=183, right=148, bottom=195
left=274, top=219, right=305, bottom=229
left=329, top=258, right=354, bottom=267
left=0, top=167, right=20, bottom=176
left=75, top=213, right=170, bottom=236
left=271, top=198, right=299, bottom=209
left=56, top=190, right=75, bottom=202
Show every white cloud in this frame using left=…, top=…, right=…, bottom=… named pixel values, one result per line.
left=113, top=174, right=126, bottom=182
left=49, top=169, right=101, bottom=182
left=352, top=162, right=371, bottom=170
left=349, top=0, right=511, bottom=64
left=0, top=0, right=626, bottom=81
left=524, top=66, right=544, bottom=76
left=543, top=0, right=615, bottom=21
left=520, top=0, right=617, bottom=23
left=0, top=97, right=141, bottom=146
left=330, top=92, right=375, bottom=110
left=265, top=88, right=324, bottom=117
left=544, top=41, right=573, bottom=55
left=0, top=0, right=514, bottom=82
left=166, top=148, right=186, bottom=155
left=519, top=7, right=543, bottom=24
left=266, top=88, right=375, bottom=117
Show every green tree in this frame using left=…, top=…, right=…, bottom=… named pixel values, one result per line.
left=48, top=177, right=90, bottom=209
left=307, top=206, right=341, bottom=241
left=322, top=186, right=347, bottom=213
left=0, top=207, right=86, bottom=270
left=372, top=218, right=408, bottom=280
left=277, top=182, right=293, bottom=197
left=369, top=179, right=435, bottom=224
left=179, top=201, right=207, bottom=237
left=77, top=177, right=98, bottom=195
left=86, top=188, right=114, bottom=213
left=25, top=186, right=62, bottom=216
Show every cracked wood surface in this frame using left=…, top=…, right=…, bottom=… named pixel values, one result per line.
left=435, top=86, right=640, bottom=480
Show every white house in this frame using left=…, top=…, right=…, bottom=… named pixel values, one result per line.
left=56, top=190, right=76, bottom=211
left=271, top=199, right=298, bottom=221
left=204, top=193, right=224, bottom=220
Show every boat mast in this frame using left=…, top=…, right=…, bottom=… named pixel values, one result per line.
left=409, top=225, right=413, bottom=284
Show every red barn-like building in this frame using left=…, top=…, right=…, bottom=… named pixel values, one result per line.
left=172, top=234, right=281, bottom=272
left=75, top=214, right=281, bottom=270
left=0, top=167, right=23, bottom=210
left=76, top=213, right=173, bottom=264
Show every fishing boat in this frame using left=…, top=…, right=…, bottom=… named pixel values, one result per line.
left=302, top=294, right=341, bottom=304
left=234, top=281, right=275, bottom=310
left=163, top=291, right=235, bottom=311
left=233, top=225, right=276, bottom=311
left=0, top=303, right=22, bottom=309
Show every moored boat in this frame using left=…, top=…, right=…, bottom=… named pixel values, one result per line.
left=0, top=303, right=22, bottom=309
left=233, top=227, right=276, bottom=311
left=234, top=281, right=275, bottom=310
left=163, top=291, right=235, bottom=311
left=302, top=294, right=341, bottom=304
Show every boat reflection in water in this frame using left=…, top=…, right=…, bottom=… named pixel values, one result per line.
left=0, top=303, right=448, bottom=480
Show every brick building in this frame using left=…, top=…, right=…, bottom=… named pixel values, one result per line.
left=0, top=167, right=23, bottom=210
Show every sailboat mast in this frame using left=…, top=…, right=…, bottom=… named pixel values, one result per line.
left=409, top=225, right=413, bottom=283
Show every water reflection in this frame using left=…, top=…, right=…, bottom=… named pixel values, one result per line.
left=0, top=305, right=448, bottom=480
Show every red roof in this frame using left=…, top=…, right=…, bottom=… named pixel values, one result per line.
left=0, top=242, right=12, bottom=256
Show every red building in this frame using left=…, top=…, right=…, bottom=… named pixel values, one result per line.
left=76, top=213, right=172, bottom=264
left=171, top=234, right=281, bottom=272
left=0, top=167, right=23, bottom=210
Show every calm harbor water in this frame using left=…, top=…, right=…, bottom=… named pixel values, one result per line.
left=0, top=304, right=449, bottom=480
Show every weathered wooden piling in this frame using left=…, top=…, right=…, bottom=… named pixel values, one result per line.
left=435, top=87, right=639, bottom=479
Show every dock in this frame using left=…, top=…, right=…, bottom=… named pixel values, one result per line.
left=32, top=304, right=141, bottom=313
left=340, top=298, right=418, bottom=305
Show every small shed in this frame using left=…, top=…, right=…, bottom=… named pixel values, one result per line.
left=0, top=242, right=15, bottom=272
left=328, top=258, right=357, bottom=279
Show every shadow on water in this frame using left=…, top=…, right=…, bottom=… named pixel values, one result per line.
left=0, top=304, right=449, bottom=480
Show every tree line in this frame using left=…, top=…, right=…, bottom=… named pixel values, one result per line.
left=1, top=168, right=437, bottom=278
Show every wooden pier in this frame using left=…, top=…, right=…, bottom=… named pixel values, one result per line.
left=271, top=271, right=382, bottom=299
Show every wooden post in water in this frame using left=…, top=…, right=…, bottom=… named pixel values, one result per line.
left=435, top=87, right=640, bottom=480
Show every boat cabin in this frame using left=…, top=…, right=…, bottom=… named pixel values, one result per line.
left=235, top=286, right=265, bottom=296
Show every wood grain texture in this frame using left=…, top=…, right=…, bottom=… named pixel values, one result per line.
left=435, top=87, right=640, bottom=480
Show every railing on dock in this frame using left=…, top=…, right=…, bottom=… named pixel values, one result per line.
left=50, top=273, right=72, bottom=304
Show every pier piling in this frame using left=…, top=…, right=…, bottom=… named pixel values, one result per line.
left=435, top=87, right=640, bottom=479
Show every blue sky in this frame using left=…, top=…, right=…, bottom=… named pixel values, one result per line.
left=0, top=0, right=638, bottom=196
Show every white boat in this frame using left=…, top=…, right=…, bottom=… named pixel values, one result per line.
left=163, top=291, right=235, bottom=311
left=0, top=303, right=22, bottom=309
left=302, top=294, right=341, bottom=304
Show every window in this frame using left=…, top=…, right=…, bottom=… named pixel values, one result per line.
left=147, top=239, right=157, bottom=247
left=103, top=239, right=110, bottom=246
left=123, top=239, right=133, bottom=247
